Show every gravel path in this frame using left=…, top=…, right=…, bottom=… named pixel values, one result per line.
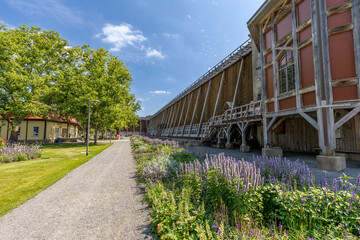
left=0, top=139, right=152, bottom=240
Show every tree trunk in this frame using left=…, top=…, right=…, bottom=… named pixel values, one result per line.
left=94, top=123, right=98, bottom=145
left=8, top=118, right=23, bottom=143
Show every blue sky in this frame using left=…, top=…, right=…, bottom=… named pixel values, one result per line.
left=0, top=0, right=264, bottom=116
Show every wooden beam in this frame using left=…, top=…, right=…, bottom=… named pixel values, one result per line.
left=25, top=119, right=28, bottom=141
left=170, top=102, right=181, bottom=136
left=352, top=0, right=360, bottom=98
left=292, top=0, right=302, bottom=110
left=271, top=17, right=279, bottom=113
left=260, top=26, right=269, bottom=147
left=176, top=97, right=187, bottom=134
left=197, top=80, right=212, bottom=136
left=181, top=92, right=193, bottom=136
left=319, top=0, right=335, bottom=151
left=213, top=71, right=225, bottom=118
left=299, top=111, right=319, bottom=130
left=170, top=102, right=180, bottom=136
left=231, top=59, right=244, bottom=109
left=266, top=116, right=278, bottom=132
left=271, top=117, right=286, bottom=131
left=275, top=46, right=293, bottom=51
left=334, top=105, right=360, bottom=130
left=189, top=88, right=201, bottom=136
left=310, top=0, right=326, bottom=154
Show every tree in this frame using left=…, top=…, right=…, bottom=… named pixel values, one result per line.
left=0, top=25, right=71, bottom=141
left=49, top=47, right=140, bottom=144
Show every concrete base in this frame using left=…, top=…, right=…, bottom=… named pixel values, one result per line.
left=215, top=143, right=223, bottom=148
left=262, top=147, right=283, bottom=157
left=225, top=143, right=233, bottom=149
left=240, top=145, right=250, bottom=152
left=317, top=155, right=346, bottom=171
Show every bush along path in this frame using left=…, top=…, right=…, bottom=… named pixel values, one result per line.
left=131, top=136, right=360, bottom=239
left=0, top=140, right=152, bottom=240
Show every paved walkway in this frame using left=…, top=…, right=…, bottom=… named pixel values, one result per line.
left=0, top=140, right=152, bottom=240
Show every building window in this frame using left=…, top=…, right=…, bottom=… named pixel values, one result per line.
left=55, top=128, right=59, bottom=137
left=33, top=127, right=39, bottom=137
left=62, top=128, right=67, bottom=138
left=278, top=51, right=295, bottom=94
left=70, top=128, right=74, bottom=138
left=17, top=127, right=21, bottom=137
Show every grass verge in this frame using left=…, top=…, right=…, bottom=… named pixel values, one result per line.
left=0, top=143, right=112, bottom=216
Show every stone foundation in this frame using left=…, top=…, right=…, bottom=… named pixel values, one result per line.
left=225, top=143, right=233, bottom=149
left=317, top=155, right=346, bottom=171
left=262, top=147, right=283, bottom=157
left=240, top=145, right=250, bottom=152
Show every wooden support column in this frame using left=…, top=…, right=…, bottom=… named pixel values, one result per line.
left=311, top=0, right=326, bottom=154
left=213, top=71, right=225, bottom=118
left=197, top=80, right=212, bottom=136
left=271, top=16, right=279, bottom=113
left=176, top=97, right=187, bottom=134
left=181, top=92, right=193, bottom=136
left=352, top=0, right=360, bottom=98
left=168, top=104, right=178, bottom=136
left=231, top=59, right=244, bottom=110
left=165, top=106, right=174, bottom=130
left=189, top=88, right=201, bottom=136
left=25, top=120, right=29, bottom=141
left=170, top=102, right=181, bottom=136
left=260, top=27, right=269, bottom=147
left=44, top=121, right=47, bottom=140
left=292, top=0, right=302, bottom=109
left=319, top=0, right=335, bottom=152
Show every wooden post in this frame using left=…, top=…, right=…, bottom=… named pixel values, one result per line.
left=165, top=106, right=174, bottom=131
left=171, top=102, right=181, bottom=136
left=213, top=71, right=225, bottom=118
left=319, top=0, right=335, bottom=152
left=167, top=105, right=176, bottom=136
left=231, top=59, right=244, bottom=110
left=44, top=121, right=47, bottom=140
left=176, top=97, right=187, bottom=135
left=181, top=92, right=193, bottom=136
left=292, top=0, right=302, bottom=109
left=352, top=0, right=360, bottom=98
left=311, top=0, right=326, bottom=154
left=260, top=27, right=269, bottom=147
left=189, top=88, right=201, bottom=136
left=197, top=80, right=212, bottom=136
left=271, top=16, right=279, bottom=113
left=25, top=119, right=28, bottom=141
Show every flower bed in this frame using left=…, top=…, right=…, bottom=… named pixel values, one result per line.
left=131, top=136, right=360, bottom=239
left=0, top=143, right=42, bottom=163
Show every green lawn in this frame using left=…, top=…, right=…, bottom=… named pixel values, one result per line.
left=0, top=143, right=112, bottom=216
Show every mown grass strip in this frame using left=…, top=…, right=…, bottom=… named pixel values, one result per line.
left=0, top=143, right=112, bottom=216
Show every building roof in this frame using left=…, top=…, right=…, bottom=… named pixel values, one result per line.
left=247, top=0, right=284, bottom=50
left=0, top=114, right=79, bottom=125
left=149, top=39, right=252, bottom=119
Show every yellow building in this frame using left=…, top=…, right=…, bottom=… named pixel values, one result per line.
left=0, top=114, right=79, bottom=143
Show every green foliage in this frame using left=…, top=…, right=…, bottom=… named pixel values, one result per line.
left=0, top=23, right=140, bottom=142
left=131, top=137, right=360, bottom=239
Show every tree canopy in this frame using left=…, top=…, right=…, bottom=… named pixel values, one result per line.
left=0, top=24, right=140, bottom=142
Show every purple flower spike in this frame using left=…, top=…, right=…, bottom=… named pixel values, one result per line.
left=250, top=230, right=254, bottom=235
left=213, top=225, right=218, bottom=228
left=307, top=238, right=314, bottom=240
left=217, top=231, right=221, bottom=235
left=257, top=235, right=261, bottom=238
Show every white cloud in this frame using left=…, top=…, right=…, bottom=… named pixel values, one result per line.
left=146, top=49, right=165, bottom=59
left=163, top=33, right=179, bottom=39
left=187, top=14, right=192, bottom=19
left=149, top=90, right=171, bottom=95
left=5, top=0, right=83, bottom=25
left=99, top=23, right=147, bottom=52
